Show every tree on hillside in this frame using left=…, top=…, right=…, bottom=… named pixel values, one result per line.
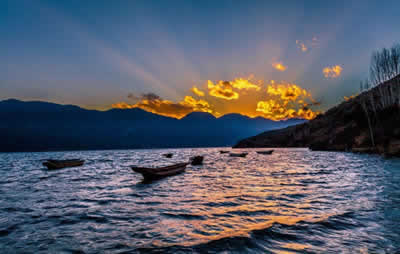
left=357, top=43, right=400, bottom=150
left=370, top=44, right=400, bottom=86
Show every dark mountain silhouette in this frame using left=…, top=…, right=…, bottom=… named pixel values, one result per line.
left=0, top=99, right=305, bottom=152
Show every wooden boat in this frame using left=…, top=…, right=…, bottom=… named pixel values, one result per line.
left=43, top=159, right=84, bottom=170
left=190, top=156, right=204, bottom=165
left=256, top=150, right=274, bottom=155
left=219, top=150, right=230, bottom=154
left=229, top=152, right=248, bottom=157
left=131, top=162, right=189, bottom=181
left=163, top=153, right=173, bottom=158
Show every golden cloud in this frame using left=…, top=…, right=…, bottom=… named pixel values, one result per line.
left=256, top=81, right=320, bottom=120
left=112, top=78, right=320, bottom=121
left=267, top=82, right=311, bottom=101
left=112, top=93, right=212, bottom=119
left=111, top=102, right=135, bottom=109
left=272, top=62, right=287, bottom=71
left=323, top=65, right=342, bottom=78
left=207, top=80, right=239, bottom=100
left=191, top=86, right=205, bottom=97
left=256, top=100, right=318, bottom=120
left=230, top=78, right=261, bottom=91
left=344, top=93, right=358, bottom=101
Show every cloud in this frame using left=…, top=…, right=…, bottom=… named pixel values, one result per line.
left=207, top=80, right=239, bottom=100
left=323, top=65, right=342, bottom=78
left=256, top=100, right=318, bottom=120
left=256, top=81, right=320, bottom=120
left=127, top=93, right=139, bottom=100
left=311, top=36, right=318, bottom=46
left=267, top=83, right=311, bottom=101
left=112, top=93, right=212, bottom=119
left=272, top=62, right=287, bottom=71
left=126, top=92, right=160, bottom=101
left=111, top=102, right=136, bottom=109
left=182, top=95, right=212, bottom=113
left=141, top=92, right=161, bottom=101
left=112, top=78, right=320, bottom=121
left=296, top=37, right=319, bottom=52
left=191, top=86, right=205, bottom=97
left=230, top=78, right=261, bottom=91
left=296, top=40, right=308, bottom=52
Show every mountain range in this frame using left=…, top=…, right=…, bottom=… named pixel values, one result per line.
left=0, top=99, right=305, bottom=152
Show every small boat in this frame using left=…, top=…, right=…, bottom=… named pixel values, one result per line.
left=163, top=153, right=173, bottom=158
left=43, top=159, right=85, bottom=170
left=229, top=152, right=248, bottom=157
left=256, top=150, right=274, bottom=155
left=190, top=156, right=204, bottom=165
left=219, top=150, right=230, bottom=154
left=131, top=162, right=189, bottom=181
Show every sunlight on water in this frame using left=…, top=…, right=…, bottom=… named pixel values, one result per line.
left=0, top=148, right=399, bottom=253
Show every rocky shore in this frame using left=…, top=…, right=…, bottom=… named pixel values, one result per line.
left=234, top=75, right=400, bottom=157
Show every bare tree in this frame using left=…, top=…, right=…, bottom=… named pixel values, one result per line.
left=370, top=43, right=400, bottom=86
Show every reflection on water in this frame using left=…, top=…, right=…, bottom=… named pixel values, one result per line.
left=0, top=148, right=399, bottom=253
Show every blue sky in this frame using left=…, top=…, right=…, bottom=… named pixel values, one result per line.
left=1, top=0, right=399, bottom=115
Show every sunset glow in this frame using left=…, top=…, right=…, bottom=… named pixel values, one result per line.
left=191, top=86, right=205, bottom=97
left=272, top=62, right=287, bottom=71
left=323, top=65, right=343, bottom=78
left=112, top=77, right=320, bottom=120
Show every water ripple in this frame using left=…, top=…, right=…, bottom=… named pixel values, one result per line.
left=0, top=148, right=399, bottom=253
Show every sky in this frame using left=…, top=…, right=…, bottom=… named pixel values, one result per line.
left=1, top=0, right=400, bottom=119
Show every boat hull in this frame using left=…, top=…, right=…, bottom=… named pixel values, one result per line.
left=43, top=159, right=85, bottom=170
left=131, top=162, right=188, bottom=181
left=190, top=156, right=204, bottom=165
left=256, top=150, right=274, bottom=155
left=229, top=153, right=248, bottom=157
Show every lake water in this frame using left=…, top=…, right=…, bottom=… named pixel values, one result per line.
left=0, top=148, right=399, bottom=253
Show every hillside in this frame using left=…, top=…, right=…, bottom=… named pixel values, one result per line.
left=0, top=99, right=304, bottom=152
left=234, top=75, right=400, bottom=157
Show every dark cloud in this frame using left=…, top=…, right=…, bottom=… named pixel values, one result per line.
left=141, top=93, right=161, bottom=101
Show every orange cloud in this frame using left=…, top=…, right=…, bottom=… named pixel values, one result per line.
left=182, top=95, right=212, bottom=113
left=230, top=78, right=261, bottom=91
left=207, top=80, right=239, bottom=100
left=272, top=62, right=287, bottom=71
left=323, top=65, right=342, bottom=78
left=256, top=100, right=318, bottom=120
left=111, top=102, right=136, bottom=109
left=112, top=93, right=212, bottom=119
left=267, top=82, right=311, bottom=101
left=256, top=81, right=320, bottom=120
left=112, top=78, right=320, bottom=121
left=191, top=86, right=205, bottom=97
left=344, top=94, right=358, bottom=101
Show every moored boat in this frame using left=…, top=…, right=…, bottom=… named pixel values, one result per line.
left=131, top=162, right=189, bottom=181
left=163, top=153, right=173, bottom=158
left=43, top=159, right=85, bottom=170
left=256, top=150, right=274, bottom=155
left=219, top=150, right=229, bottom=154
left=229, top=152, right=248, bottom=157
left=190, top=156, right=204, bottom=165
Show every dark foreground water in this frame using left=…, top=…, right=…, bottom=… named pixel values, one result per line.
left=0, top=148, right=399, bottom=253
